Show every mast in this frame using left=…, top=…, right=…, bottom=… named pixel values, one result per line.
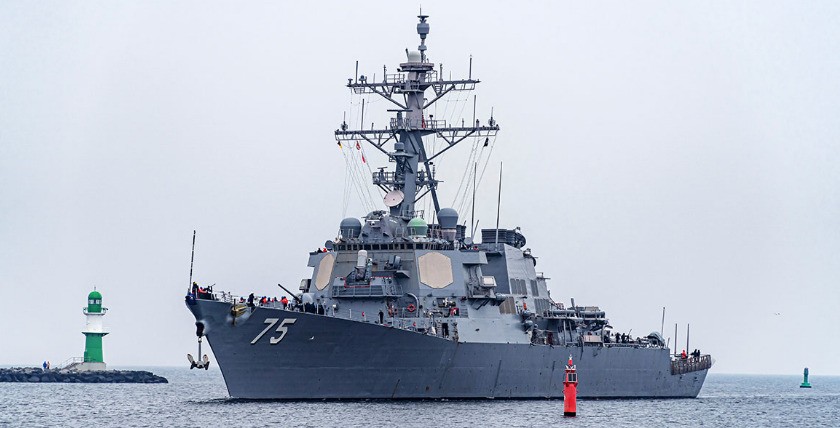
left=495, top=162, right=503, bottom=249
left=470, top=162, right=477, bottom=239
left=661, top=307, right=665, bottom=335
left=335, top=14, right=500, bottom=219
left=686, top=323, right=690, bottom=355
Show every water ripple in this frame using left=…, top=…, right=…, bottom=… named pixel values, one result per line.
left=1, top=369, right=837, bottom=427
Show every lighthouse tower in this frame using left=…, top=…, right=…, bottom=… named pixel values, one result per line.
left=80, top=289, right=108, bottom=371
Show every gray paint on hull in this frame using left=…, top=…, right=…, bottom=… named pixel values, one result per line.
left=189, top=300, right=706, bottom=399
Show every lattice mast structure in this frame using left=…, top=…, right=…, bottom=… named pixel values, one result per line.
left=335, top=14, right=499, bottom=220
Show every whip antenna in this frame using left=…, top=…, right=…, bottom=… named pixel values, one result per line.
left=471, top=162, right=477, bottom=240
left=188, top=230, right=196, bottom=293
left=494, top=162, right=503, bottom=250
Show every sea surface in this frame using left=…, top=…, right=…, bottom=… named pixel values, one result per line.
left=1, top=368, right=838, bottom=427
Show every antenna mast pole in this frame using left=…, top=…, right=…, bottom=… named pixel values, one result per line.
left=188, top=230, right=196, bottom=293
left=686, top=323, right=690, bottom=355
left=471, top=162, right=477, bottom=239
left=674, top=323, right=678, bottom=357
left=661, top=307, right=665, bottom=335
left=494, top=162, right=503, bottom=250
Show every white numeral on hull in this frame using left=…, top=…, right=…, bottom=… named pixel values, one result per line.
left=251, top=318, right=297, bottom=345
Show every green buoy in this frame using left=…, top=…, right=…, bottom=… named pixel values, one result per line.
left=800, top=367, right=811, bottom=388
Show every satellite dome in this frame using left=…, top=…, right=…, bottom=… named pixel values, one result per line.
left=339, top=217, right=362, bottom=239
left=437, top=208, right=458, bottom=229
left=407, top=50, right=422, bottom=63
left=407, top=217, right=428, bottom=237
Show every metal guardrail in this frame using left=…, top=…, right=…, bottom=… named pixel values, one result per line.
left=389, top=117, right=447, bottom=130
left=204, top=289, right=463, bottom=340
left=671, top=355, right=713, bottom=375
left=55, top=357, right=83, bottom=371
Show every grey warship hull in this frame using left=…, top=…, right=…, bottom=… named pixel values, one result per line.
left=184, top=14, right=712, bottom=400
left=188, top=299, right=707, bottom=399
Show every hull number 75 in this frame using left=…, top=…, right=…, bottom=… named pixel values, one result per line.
left=251, top=318, right=297, bottom=345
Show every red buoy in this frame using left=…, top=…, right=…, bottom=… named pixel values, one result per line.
left=563, top=355, right=578, bottom=417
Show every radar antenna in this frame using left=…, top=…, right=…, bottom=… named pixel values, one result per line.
left=335, top=15, right=500, bottom=219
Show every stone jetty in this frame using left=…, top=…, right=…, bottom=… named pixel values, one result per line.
left=0, top=367, right=168, bottom=383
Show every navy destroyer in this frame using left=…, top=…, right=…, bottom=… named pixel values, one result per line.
left=185, top=14, right=712, bottom=399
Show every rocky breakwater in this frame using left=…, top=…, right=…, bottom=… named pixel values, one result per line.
left=0, top=367, right=168, bottom=383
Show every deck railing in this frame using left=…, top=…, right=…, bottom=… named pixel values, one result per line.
left=199, top=291, right=670, bottom=353
left=670, top=355, right=713, bottom=375
left=199, top=290, right=461, bottom=338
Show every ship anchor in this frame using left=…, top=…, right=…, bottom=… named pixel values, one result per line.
left=187, top=321, right=210, bottom=370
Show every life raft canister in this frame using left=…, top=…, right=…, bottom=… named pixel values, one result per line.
left=407, top=304, right=416, bottom=312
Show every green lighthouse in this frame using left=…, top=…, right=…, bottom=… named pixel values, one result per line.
left=81, top=289, right=108, bottom=370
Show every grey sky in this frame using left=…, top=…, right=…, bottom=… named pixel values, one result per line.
left=1, top=1, right=838, bottom=375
